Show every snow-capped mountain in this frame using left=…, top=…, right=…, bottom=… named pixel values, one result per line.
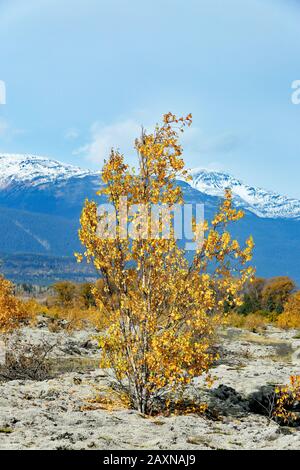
left=189, top=168, right=300, bottom=220
left=0, top=154, right=102, bottom=219
left=1, top=154, right=300, bottom=220
left=0, top=153, right=93, bottom=188
left=0, top=154, right=299, bottom=284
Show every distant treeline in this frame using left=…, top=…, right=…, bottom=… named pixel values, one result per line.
left=233, top=276, right=298, bottom=318
left=14, top=275, right=297, bottom=315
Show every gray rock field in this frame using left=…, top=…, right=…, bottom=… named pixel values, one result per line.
left=0, top=317, right=300, bottom=450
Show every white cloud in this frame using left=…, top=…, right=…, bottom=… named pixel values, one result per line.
left=75, top=115, right=239, bottom=174
left=75, top=119, right=142, bottom=167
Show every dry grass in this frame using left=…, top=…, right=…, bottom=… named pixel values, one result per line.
left=226, top=312, right=267, bottom=332
left=0, top=332, right=55, bottom=381
left=23, top=300, right=109, bottom=331
left=45, top=306, right=105, bottom=330
left=81, top=385, right=131, bottom=412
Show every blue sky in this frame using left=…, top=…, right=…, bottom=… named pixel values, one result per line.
left=1, top=0, right=300, bottom=197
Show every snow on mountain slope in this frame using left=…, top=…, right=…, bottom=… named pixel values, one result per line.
left=0, top=154, right=300, bottom=220
left=0, top=154, right=93, bottom=188
left=189, top=168, right=300, bottom=220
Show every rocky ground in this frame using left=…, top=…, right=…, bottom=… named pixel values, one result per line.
left=0, top=317, right=300, bottom=450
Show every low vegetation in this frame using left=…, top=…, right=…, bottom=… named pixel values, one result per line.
left=274, top=375, right=300, bottom=424
left=0, top=333, right=54, bottom=381
left=0, top=276, right=34, bottom=333
left=277, top=291, right=300, bottom=329
left=227, top=275, right=300, bottom=331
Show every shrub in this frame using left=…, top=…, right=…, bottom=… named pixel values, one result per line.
left=237, top=277, right=266, bottom=315
left=243, top=313, right=267, bottom=332
left=23, top=298, right=46, bottom=318
left=49, top=281, right=97, bottom=311
left=249, top=377, right=300, bottom=425
left=277, top=291, right=300, bottom=329
left=0, top=276, right=30, bottom=332
left=273, top=375, right=300, bottom=424
left=0, top=332, right=54, bottom=381
left=46, top=305, right=108, bottom=331
left=52, top=281, right=77, bottom=307
left=76, top=113, right=254, bottom=414
left=21, top=293, right=106, bottom=332
left=254, top=309, right=278, bottom=322
left=226, top=312, right=246, bottom=328
left=78, top=283, right=96, bottom=308
left=226, top=312, right=267, bottom=331
left=262, top=276, right=295, bottom=315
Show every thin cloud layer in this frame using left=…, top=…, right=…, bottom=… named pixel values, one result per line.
left=75, top=119, right=143, bottom=167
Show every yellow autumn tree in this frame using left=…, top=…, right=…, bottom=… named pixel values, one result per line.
left=76, top=113, right=254, bottom=414
left=0, top=276, right=28, bottom=332
left=262, top=276, right=295, bottom=314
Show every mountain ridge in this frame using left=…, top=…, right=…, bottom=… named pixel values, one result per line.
left=0, top=153, right=298, bottom=284
left=1, top=153, right=299, bottom=220
left=189, top=167, right=300, bottom=220
left=0, top=153, right=94, bottom=188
